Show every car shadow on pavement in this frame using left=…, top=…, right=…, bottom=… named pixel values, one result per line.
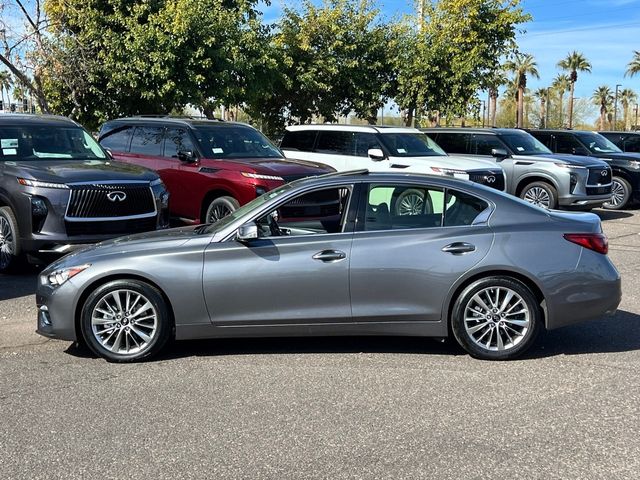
left=0, top=268, right=40, bottom=302
left=594, top=209, right=636, bottom=221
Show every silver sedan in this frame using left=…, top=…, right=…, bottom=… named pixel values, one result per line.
left=35, top=171, right=621, bottom=361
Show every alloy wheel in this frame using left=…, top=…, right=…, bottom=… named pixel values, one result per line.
left=463, top=286, right=531, bottom=352
left=604, top=179, right=626, bottom=208
left=397, top=192, right=424, bottom=216
left=91, top=289, right=158, bottom=355
left=207, top=202, right=233, bottom=223
left=523, top=187, right=550, bottom=209
left=0, top=216, right=14, bottom=270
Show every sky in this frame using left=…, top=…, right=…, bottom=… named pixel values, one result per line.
left=261, top=0, right=640, bottom=103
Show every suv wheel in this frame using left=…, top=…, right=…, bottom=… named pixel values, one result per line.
left=80, top=279, right=171, bottom=362
left=603, top=176, right=632, bottom=210
left=520, top=181, right=558, bottom=209
left=0, top=207, right=21, bottom=273
left=392, top=188, right=433, bottom=216
left=451, top=276, right=541, bottom=360
left=204, top=196, right=240, bottom=224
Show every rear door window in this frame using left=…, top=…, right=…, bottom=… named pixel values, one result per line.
left=554, top=134, right=584, bottom=155
left=315, top=131, right=354, bottom=155
left=130, top=126, right=164, bottom=156
left=280, top=131, right=317, bottom=152
left=624, top=136, right=640, bottom=153
left=363, top=185, right=445, bottom=231
left=470, top=135, right=504, bottom=155
left=444, top=190, right=489, bottom=227
left=432, top=133, right=471, bottom=154
left=99, top=127, right=133, bottom=153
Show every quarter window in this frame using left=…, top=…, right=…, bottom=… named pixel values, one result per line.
left=130, top=127, right=163, bottom=156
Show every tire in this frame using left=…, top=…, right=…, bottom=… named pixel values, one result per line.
left=391, top=188, right=433, bottom=216
left=0, top=206, right=22, bottom=273
left=519, top=181, right=558, bottom=210
left=451, top=276, right=542, bottom=360
left=80, top=279, right=172, bottom=362
left=204, top=196, right=240, bottom=224
left=603, top=176, right=632, bottom=210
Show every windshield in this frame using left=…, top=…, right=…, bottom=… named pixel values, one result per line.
left=0, top=125, right=107, bottom=161
left=501, top=133, right=552, bottom=155
left=379, top=132, right=446, bottom=157
left=201, top=183, right=294, bottom=234
left=576, top=132, right=622, bottom=154
left=194, top=125, right=283, bottom=159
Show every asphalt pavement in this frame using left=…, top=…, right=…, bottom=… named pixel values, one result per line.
left=1, top=208, right=640, bottom=479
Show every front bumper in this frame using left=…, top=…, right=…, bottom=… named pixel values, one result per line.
left=35, top=277, right=81, bottom=341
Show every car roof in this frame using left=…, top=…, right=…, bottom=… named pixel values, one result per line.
left=102, top=116, right=250, bottom=129
left=421, top=127, right=526, bottom=135
left=0, top=114, right=80, bottom=127
left=600, top=131, right=639, bottom=135
left=527, top=129, right=599, bottom=135
left=286, top=124, right=423, bottom=134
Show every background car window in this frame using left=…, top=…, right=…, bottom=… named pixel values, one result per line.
left=130, top=126, right=163, bottom=156
left=99, top=127, right=133, bottom=152
left=280, top=131, right=317, bottom=151
left=164, top=128, right=196, bottom=158
left=256, top=187, right=349, bottom=237
left=353, top=133, right=381, bottom=157
left=554, top=134, right=587, bottom=155
left=0, top=126, right=106, bottom=160
left=575, top=132, right=621, bottom=154
left=364, top=185, right=444, bottom=231
left=471, top=135, right=504, bottom=155
left=315, top=131, right=354, bottom=155
left=444, top=190, right=489, bottom=227
left=429, top=133, right=470, bottom=154
left=194, top=125, right=281, bottom=159
left=378, top=133, right=446, bottom=157
left=531, top=132, right=552, bottom=150
left=500, top=133, right=551, bottom=155
left=624, top=136, right=640, bottom=152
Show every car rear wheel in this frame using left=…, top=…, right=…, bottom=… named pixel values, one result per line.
left=451, top=277, right=541, bottom=360
left=0, top=207, right=21, bottom=273
left=80, top=279, right=171, bottom=362
left=603, top=176, right=632, bottom=210
left=205, top=196, right=240, bottom=224
left=520, top=182, right=558, bottom=209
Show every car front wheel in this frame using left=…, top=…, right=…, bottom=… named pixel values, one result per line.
left=80, top=279, right=171, bottom=362
left=205, top=196, right=240, bottom=224
left=451, top=277, right=541, bottom=360
left=0, top=206, right=21, bottom=273
left=520, top=182, right=558, bottom=209
left=603, top=176, right=632, bottom=210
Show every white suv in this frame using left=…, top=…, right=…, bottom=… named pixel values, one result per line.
left=280, top=125, right=506, bottom=191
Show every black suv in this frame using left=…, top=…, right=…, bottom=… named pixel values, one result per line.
left=529, top=129, right=640, bottom=209
left=0, top=115, right=170, bottom=272
left=599, top=131, right=640, bottom=153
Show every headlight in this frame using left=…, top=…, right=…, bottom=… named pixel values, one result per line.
left=17, top=178, right=69, bottom=189
left=150, top=178, right=165, bottom=187
left=45, top=264, right=91, bottom=287
left=240, top=172, right=284, bottom=181
left=430, top=167, right=466, bottom=176
left=628, top=160, right=640, bottom=169
left=554, top=163, right=586, bottom=169
left=160, top=191, right=170, bottom=208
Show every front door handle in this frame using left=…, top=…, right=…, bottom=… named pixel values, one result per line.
left=441, top=242, right=476, bottom=254
left=313, top=250, right=347, bottom=262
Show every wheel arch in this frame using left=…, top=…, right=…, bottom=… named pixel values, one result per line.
left=515, top=174, right=559, bottom=197
left=74, top=273, right=177, bottom=342
left=445, top=269, right=548, bottom=332
left=200, top=189, right=237, bottom=223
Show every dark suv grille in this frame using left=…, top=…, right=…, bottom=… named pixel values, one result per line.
left=65, top=217, right=157, bottom=236
left=468, top=171, right=505, bottom=191
left=66, top=183, right=155, bottom=219
left=586, top=167, right=612, bottom=195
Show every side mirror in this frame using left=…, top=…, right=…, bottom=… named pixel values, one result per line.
left=177, top=150, right=197, bottom=163
left=237, top=221, right=258, bottom=242
left=104, top=148, right=114, bottom=160
left=368, top=148, right=386, bottom=161
left=491, top=148, right=509, bottom=160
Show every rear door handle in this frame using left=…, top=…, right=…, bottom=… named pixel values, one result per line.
left=313, top=250, right=347, bottom=262
left=441, top=242, right=476, bottom=254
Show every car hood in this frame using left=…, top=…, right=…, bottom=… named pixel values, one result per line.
left=386, top=154, right=502, bottom=172
left=514, top=153, right=608, bottom=167
left=204, top=157, right=335, bottom=176
left=4, top=159, right=158, bottom=184
left=590, top=152, right=640, bottom=162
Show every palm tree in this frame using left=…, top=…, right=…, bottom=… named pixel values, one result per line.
left=593, top=86, right=614, bottom=131
left=533, top=88, right=549, bottom=128
left=0, top=71, right=12, bottom=112
left=552, top=74, right=571, bottom=128
left=620, top=88, right=637, bottom=131
left=485, top=68, right=508, bottom=127
left=557, top=51, right=592, bottom=128
left=625, top=51, right=640, bottom=78
left=504, top=53, right=539, bottom=128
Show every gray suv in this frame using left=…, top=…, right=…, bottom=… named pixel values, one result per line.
left=0, top=114, right=170, bottom=272
left=423, top=128, right=612, bottom=210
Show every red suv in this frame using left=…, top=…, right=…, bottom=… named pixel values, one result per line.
left=98, top=117, right=334, bottom=223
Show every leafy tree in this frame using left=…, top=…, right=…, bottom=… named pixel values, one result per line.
left=394, top=0, right=530, bottom=126
left=620, top=88, right=637, bottom=131
left=0, top=71, right=12, bottom=111
left=625, top=51, right=640, bottom=78
left=557, top=51, right=591, bottom=128
left=551, top=74, right=571, bottom=128
left=592, top=85, right=614, bottom=131
left=504, top=52, right=538, bottom=128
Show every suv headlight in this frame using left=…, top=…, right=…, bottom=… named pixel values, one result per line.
left=554, top=163, right=586, bottom=169
left=17, top=178, right=69, bottom=189
left=628, top=160, right=640, bottom=169
left=44, top=264, right=91, bottom=287
left=150, top=178, right=165, bottom=187
left=430, top=167, right=466, bottom=176
left=241, top=172, right=284, bottom=181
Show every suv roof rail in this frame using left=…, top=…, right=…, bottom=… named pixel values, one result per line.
left=131, top=114, right=224, bottom=121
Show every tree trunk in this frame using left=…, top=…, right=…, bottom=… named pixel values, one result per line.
left=600, top=109, right=606, bottom=131
left=540, top=100, right=546, bottom=128
left=517, top=87, right=524, bottom=128
left=568, top=82, right=575, bottom=129
left=490, top=90, right=498, bottom=127
left=404, top=105, right=415, bottom=127
left=558, top=93, right=564, bottom=128
left=624, top=105, right=630, bottom=131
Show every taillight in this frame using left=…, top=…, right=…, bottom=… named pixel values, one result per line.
left=563, top=233, right=608, bottom=254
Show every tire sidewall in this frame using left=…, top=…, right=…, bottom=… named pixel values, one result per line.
left=205, top=196, right=240, bottom=223
left=392, top=188, right=433, bottom=215
left=451, top=277, right=541, bottom=360
left=603, top=176, right=631, bottom=210
left=0, top=206, right=21, bottom=273
left=80, top=280, right=171, bottom=362
left=520, top=182, right=558, bottom=210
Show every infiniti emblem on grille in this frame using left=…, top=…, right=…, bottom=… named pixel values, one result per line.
left=486, top=176, right=496, bottom=183
left=107, top=191, right=127, bottom=202
left=601, top=170, right=608, bottom=177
